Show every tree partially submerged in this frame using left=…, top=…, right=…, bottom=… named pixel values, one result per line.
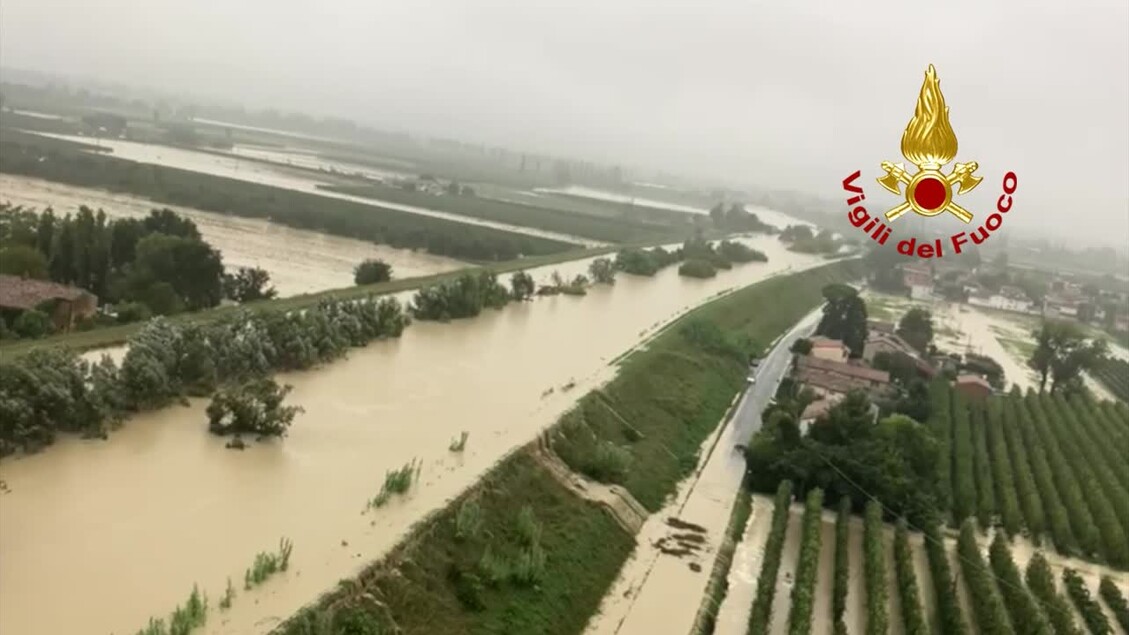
left=207, top=378, right=304, bottom=439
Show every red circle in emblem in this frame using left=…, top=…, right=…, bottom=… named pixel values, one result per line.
left=913, top=177, right=947, bottom=210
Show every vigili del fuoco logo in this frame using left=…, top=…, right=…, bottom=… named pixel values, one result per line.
left=842, top=64, right=1017, bottom=259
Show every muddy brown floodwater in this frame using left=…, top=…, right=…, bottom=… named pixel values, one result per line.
left=26, top=133, right=600, bottom=245
left=0, top=174, right=464, bottom=297
left=0, top=237, right=822, bottom=635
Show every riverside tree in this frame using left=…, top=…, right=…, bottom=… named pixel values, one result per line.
left=588, top=257, right=616, bottom=284
left=509, top=271, right=535, bottom=300
left=206, top=378, right=304, bottom=439
left=353, top=259, right=393, bottom=285
left=223, top=266, right=277, bottom=303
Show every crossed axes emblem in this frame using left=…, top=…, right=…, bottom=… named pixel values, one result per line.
left=877, top=161, right=983, bottom=223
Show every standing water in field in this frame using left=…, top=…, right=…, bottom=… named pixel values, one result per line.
left=0, top=174, right=465, bottom=296
left=0, top=236, right=821, bottom=635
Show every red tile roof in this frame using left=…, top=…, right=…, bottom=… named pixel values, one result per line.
left=800, top=356, right=890, bottom=382
left=0, top=275, right=92, bottom=310
left=955, top=374, right=992, bottom=390
left=810, top=336, right=846, bottom=349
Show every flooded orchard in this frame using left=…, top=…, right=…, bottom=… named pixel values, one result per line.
left=0, top=236, right=821, bottom=635
left=0, top=174, right=465, bottom=296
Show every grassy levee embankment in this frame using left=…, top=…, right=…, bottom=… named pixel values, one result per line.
left=272, top=260, right=862, bottom=635
left=319, top=183, right=682, bottom=244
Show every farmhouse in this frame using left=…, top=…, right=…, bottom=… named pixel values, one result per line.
left=0, top=275, right=97, bottom=332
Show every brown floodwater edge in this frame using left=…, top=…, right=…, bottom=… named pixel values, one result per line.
left=0, top=241, right=644, bottom=358
left=0, top=225, right=757, bottom=358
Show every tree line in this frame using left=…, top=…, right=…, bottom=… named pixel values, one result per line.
left=0, top=294, right=408, bottom=457
left=0, top=204, right=277, bottom=337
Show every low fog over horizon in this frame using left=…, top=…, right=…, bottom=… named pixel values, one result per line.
left=2, top=0, right=1127, bottom=249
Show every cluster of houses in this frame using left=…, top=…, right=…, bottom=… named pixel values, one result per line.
left=793, top=319, right=992, bottom=426
left=892, top=262, right=1129, bottom=333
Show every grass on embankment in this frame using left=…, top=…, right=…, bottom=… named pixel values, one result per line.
left=320, top=183, right=681, bottom=244
left=272, top=260, right=862, bottom=635
left=279, top=453, right=635, bottom=635
left=553, top=261, right=861, bottom=511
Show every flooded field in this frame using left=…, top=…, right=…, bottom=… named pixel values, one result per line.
left=228, top=145, right=413, bottom=182
left=864, top=289, right=1129, bottom=400
left=0, top=174, right=464, bottom=297
left=533, top=185, right=814, bottom=231
left=28, top=132, right=595, bottom=245
left=536, top=185, right=709, bottom=216
left=0, top=237, right=823, bottom=635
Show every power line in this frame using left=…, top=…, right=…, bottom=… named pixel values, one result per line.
left=774, top=429, right=1056, bottom=601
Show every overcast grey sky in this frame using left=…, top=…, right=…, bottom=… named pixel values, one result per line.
left=1, top=0, right=1127, bottom=248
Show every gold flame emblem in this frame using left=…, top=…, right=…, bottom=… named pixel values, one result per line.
left=878, top=64, right=981, bottom=223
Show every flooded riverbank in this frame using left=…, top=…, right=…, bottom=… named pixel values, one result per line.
left=0, top=237, right=822, bottom=635
left=0, top=174, right=464, bottom=297
left=25, top=132, right=598, bottom=245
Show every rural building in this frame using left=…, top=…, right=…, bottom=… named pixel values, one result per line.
left=809, top=336, right=850, bottom=363
left=863, top=330, right=916, bottom=362
left=862, top=330, right=937, bottom=378
left=902, top=264, right=933, bottom=300
left=1044, top=295, right=1080, bottom=318
left=0, top=275, right=97, bottom=331
left=795, top=355, right=891, bottom=398
left=968, top=285, right=1034, bottom=314
left=953, top=374, right=993, bottom=401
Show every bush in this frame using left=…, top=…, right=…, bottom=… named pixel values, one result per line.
left=206, top=378, right=304, bottom=439
left=588, top=257, right=616, bottom=284
left=614, top=246, right=680, bottom=276
left=410, top=271, right=509, bottom=321
left=717, top=240, right=767, bottom=263
left=678, top=259, right=717, bottom=279
left=223, top=266, right=277, bottom=302
left=12, top=309, right=53, bottom=338
left=354, top=259, right=393, bottom=285
left=114, top=301, right=152, bottom=324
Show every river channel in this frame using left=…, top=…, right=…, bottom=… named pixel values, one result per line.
left=0, top=235, right=822, bottom=635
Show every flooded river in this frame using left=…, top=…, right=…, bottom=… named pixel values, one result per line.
left=0, top=174, right=464, bottom=297
left=0, top=236, right=822, bottom=635
left=28, top=133, right=598, bottom=246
